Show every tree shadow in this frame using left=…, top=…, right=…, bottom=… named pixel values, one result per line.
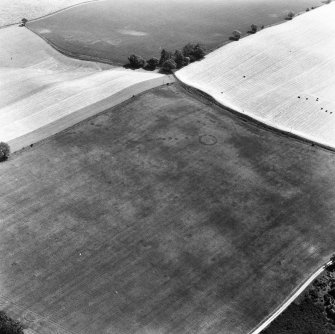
left=143, top=64, right=156, bottom=71
left=123, top=63, right=135, bottom=70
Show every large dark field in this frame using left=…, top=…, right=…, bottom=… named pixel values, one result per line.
left=27, top=0, right=321, bottom=65
left=0, top=84, right=335, bottom=334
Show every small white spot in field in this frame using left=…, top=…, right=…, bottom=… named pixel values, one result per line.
left=308, top=246, right=317, bottom=254
left=37, top=28, right=51, bottom=34
left=117, top=29, right=148, bottom=36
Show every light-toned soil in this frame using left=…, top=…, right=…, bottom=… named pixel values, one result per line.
left=176, top=3, right=335, bottom=149
left=0, top=26, right=173, bottom=152
left=0, top=84, right=335, bottom=334
left=0, top=0, right=97, bottom=26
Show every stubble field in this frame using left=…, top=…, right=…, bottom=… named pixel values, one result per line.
left=176, top=2, right=335, bottom=149
left=0, top=0, right=95, bottom=26
left=0, top=26, right=172, bottom=153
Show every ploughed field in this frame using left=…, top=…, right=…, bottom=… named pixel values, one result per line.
left=27, top=0, right=321, bottom=65
left=1, top=84, right=335, bottom=334
left=0, top=0, right=92, bottom=26
left=0, top=26, right=171, bottom=152
left=176, top=2, right=335, bottom=149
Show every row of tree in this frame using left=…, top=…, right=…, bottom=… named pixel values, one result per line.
left=127, top=43, right=206, bottom=73
left=230, top=23, right=263, bottom=41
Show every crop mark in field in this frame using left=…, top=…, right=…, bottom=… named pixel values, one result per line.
left=199, top=134, right=217, bottom=146
left=23, top=311, right=37, bottom=322
left=0, top=294, right=78, bottom=334
left=176, top=3, right=335, bottom=149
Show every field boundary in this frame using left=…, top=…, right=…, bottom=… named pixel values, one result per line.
left=8, top=75, right=174, bottom=153
left=27, top=0, right=102, bottom=24
left=248, top=260, right=333, bottom=334
left=26, top=26, right=118, bottom=66
left=0, top=0, right=102, bottom=28
left=174, top=77, right=335, bottom=154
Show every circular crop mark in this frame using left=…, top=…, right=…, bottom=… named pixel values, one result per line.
left=23, top=311, right=37, bottom=322
left=199, top=135, right=217, bottom=146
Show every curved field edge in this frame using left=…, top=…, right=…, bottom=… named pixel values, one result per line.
left=175, top=76, right=335, bottom=152
left=26, top=25, right=119, bottom=66
left=0, top=26, right=174, bottom=152
left=0, top=0, right=101, bottom=27
left=175, top=80, right=335, bottom=153
left=176, top=3, right=335, bottom=150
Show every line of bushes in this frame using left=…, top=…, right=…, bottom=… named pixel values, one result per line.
left=126, top=43, right=206, bottom=73
left=229, top=24, right=263, bottom=41
left=126, top=10, right=304, bottom=70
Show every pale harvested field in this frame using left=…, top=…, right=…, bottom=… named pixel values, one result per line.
left=0, top=0, right=95, bottom=26
left=0, top=26, right=172, bottom=152
left=0, top=84, right=335, bottom=334
left=176, top=3, right=335, bottom=149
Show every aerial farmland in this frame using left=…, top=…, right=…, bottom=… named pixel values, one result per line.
left=0, top=1, right=334, bottom=334
left=176, top=2, right=335, bottom=149
left=0, top=26, right=173, bottom=152
left=1, top=83, right=335, bottom=334
left=0, top=0, right=93, bottom=26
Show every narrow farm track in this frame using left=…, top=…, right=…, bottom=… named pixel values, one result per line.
left=176, top=2, right=335, bottom=149
left=249, top=260, right=332, bottom=334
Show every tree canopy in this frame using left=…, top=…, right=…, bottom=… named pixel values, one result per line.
left=0, top=142, right=10, bottom=162
left=128, top=54, right=146, bottom=69
left=146, top=57, right=159, bottom=70
left=251, top=24, right=258, bottom=33
left=232, top=30, right=242, bottom=40
left=162, top=59, right=177, bottom=73
left=159, top=49, right=173, bottom=66
left=182, top=43, right=205, bottom=62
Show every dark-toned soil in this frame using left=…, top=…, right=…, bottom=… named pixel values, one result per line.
left=0, top=84, right=335, bottom=334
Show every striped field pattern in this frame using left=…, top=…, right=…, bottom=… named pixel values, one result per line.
left=176, top=2, right=335, bottom=149
left=0, top=26, right=172, bottom=152
left=0, top=0, right=96, bottom=26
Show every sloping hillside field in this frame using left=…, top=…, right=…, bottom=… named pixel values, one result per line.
left=0, top=0, right=94, bottom=26
left=26, top=0, right=321, bottom=66
left=176, top=3, right=335, bottom=149
left=0, top=27, right=172, bottom=152
left=0, top=85, right=335, bottom=334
